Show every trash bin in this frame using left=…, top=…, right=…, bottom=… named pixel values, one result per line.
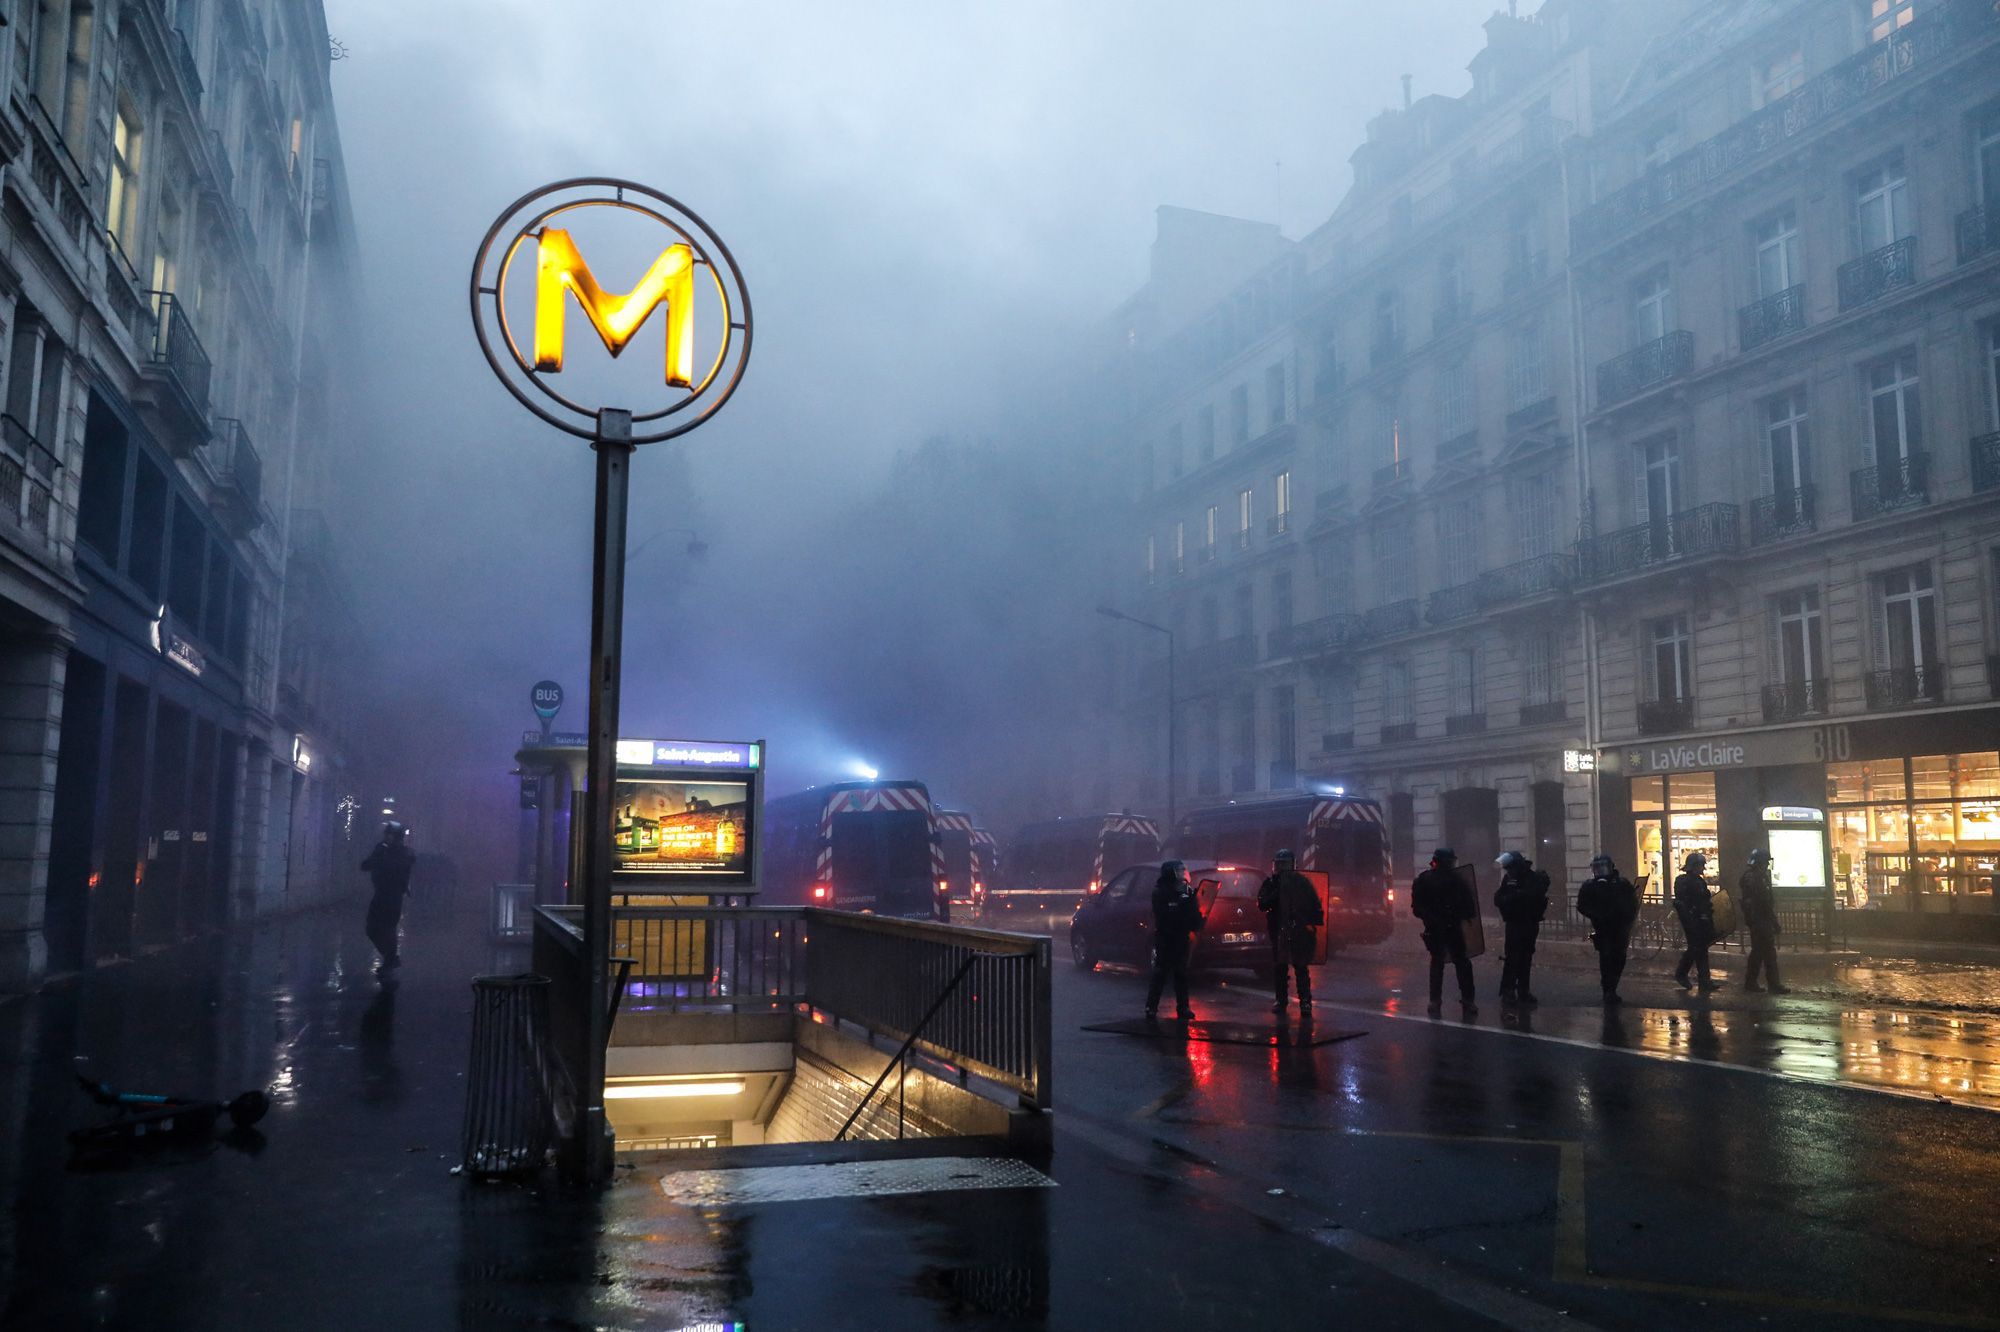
left=460, top=973, right=554, bottom=1177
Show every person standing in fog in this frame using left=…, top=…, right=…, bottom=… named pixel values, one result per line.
left=1739, top=848, right=1790, bottom=994
left=1672, top=851, right=1720, bottom=993
left=1258, top=849, right=1323, bottom=1018
left=362, top=822, right=416, bottom=978
left=1575, top=854, right=1640, bottom=1005
left=1411, top=847, right=1477, bottom=1018
left=1493, top=851, right=1550, bottom=1007
left=1145, top=860, right=1204, bottom=1022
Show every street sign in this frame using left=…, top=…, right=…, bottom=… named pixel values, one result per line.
left=531, top=679, right=564, bottom=721
left=522, top=730, right=589, bottom=748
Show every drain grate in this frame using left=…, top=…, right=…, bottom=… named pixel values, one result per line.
left=659, top=1156, right=1057, bottom=1207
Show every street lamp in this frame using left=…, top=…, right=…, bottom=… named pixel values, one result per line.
left=1098, top=604, right=1176, bottom=839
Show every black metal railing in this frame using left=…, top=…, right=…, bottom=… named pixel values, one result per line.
left=1445, top=713, right=1487, bottom=736
left=1505, top=395, right=1558, bottom=433
left=1750, top=485, right=1816, bottom=544
left=1849, top=452, right=1929, bottom=521
left=1379, top=721, right=1417, bottom=744
left=1739, top=284, right=1805, bottom=351
left=1373, top=457, right=1410, bottom=489
left=1357, top=599, right=1420, bottom=641
left=214, top=417, right=264, bottom=516
left=1638, top=695, right=1695, bottom=735
left=1574, top=503, right=1740, bottom=584
left=1838, top=236, right=1917, bottom=311
left=1761, top=678, right=1830, bottom=722
left=146, top=291, right=213, bottom=412
left=1959, top=205, right=1998, bottom=265
left=1438, top=430, right=1480, bottom=462
left=1477, top=553, right=1573, bottom=605
left=1864, top=665, right=1940, bottom=709
left=1266, top=511, right=1293, bottom=537
left=1267, top=614, right=1356, bottom=659
left=1971, top=432, right=2000, bottom=492
left=0, top=414, right=59, bottom=541
left=1427, top=581, right=1482, bottom=625
left=1598, top=331, right=1693, bottom=407
left=1519, top=700, right=1568, bottom=726
left=1570, top=1, right=1998, bottom=252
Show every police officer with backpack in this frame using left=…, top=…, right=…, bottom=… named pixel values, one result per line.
left=1411, top=847, right=1478, bottom=1018
left=1493, top=851, right=1550, bottom=1006
left=1575, top=854, right=1640, bottom=1005
left=1258, top=849, right=1324, bottom=1018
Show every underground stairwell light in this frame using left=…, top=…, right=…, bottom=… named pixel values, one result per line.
left=603, top=1078, right=746, bottom=1100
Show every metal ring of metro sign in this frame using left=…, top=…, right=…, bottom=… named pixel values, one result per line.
left=469, top=177, right=753, bottom=443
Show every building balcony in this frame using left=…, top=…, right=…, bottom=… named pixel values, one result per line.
left=1370, top=329, right=1405, bottom=370
left=1199, top=541, right=1217, bottom=564
left=1739, top=284, right=1805, bottom=352
left=1504, top=396, right=1558, bottom=434
left=1959, top=206, right=1999, bottom=265
left=1438, top=430, right=1480, bottom=463
left=1574, top=503, right=1740, bottom=586
left=1372, top=457, right=1411, bottom=491
left=1849, top=453, right=1929, bottom=521
left=1971, top=432, right=2000, bottom=492
left=214, top=418, right=265, bottom=536
left=1597, top=331, right=1693, bottom=408
left=1838, top=237, right=1917, bottom=311
left=1427, top=580, right=1483, bottom=625
left=141, top=291, right=213, bottom=451
left=1357, top=599, right=1420, bottom=641
left=1445, top=712, right=1487, bottom=736
left=1864, top=664, right=1941, bottom=709
left=0, top=414, right=59, bottom=548
left=1232, top=527, right=1251, bottom=552
left=1312, top=485, right=1351, bottom=527
left=1750, top=485, right=1816, bottom=545
left=1267, top=614, right=1357, bottom=661
left=1477, top=553, right=1574, bottom=607
left=1266, top=510, right=1294, bottom=538
left=1761, top=678, right=1830, bottom=722
left=1638, top=695, right=1695, bottom=736
left=1518, top=700, right=1568, bottom=726
left=1379, top=721, right=1418, bottom=744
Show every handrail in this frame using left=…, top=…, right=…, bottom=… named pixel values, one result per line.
left=835, top=951, right=984, bottom=1142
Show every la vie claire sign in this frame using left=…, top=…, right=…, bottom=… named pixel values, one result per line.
left=1612, top=723, right=1852, bottom=775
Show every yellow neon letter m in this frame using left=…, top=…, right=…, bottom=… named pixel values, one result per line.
left=533, top=227, right=696, bottom=387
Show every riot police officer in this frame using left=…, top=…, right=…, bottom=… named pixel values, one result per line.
left=1740, top=848, right=1790, bottom=994
left=1493, top=850, right=1550, bottom=1006
left=1575, top=854, right=1640, bottom=1004
left=1411, top=847, right=1477, bottom=1018
left=1258, top=849, right=1324, bottom=1017
left=1145, top=860, right=1204, bottom=1021
left=1673, top=851, right=1721, bottom=993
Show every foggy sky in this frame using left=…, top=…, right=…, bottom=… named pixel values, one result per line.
left=319, top=0, right=1495, bottom=871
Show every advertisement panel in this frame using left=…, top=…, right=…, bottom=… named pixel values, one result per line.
left=612, top=777, right=752, bottom=882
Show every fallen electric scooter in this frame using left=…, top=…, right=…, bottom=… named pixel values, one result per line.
left=68, top=1075, right=271, bottom=1161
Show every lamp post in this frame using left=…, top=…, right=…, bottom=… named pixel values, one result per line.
left=1098, top=605, right=1176, bottom=839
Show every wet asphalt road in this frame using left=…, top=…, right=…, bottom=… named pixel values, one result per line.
left=3, top=902, right=2000, bottom=1330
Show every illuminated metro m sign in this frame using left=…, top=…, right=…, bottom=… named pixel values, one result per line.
left=469, top=177, right=752, bottom=444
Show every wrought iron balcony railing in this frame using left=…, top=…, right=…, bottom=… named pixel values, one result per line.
left=1438, top=430, right=1480, bottom=462
left=1597, top=331, right=1693, bottom=407
left=1849, top=452, right=1929, bottom=521
left=146, top=291, right=213, bottom=413
left=1518, top=700, right=1568, bottom=726
left=1739, top=284, right=1805, bottom=351
left=1427, top=581, right=1483, bottom=625
left=1379, top=721, right=1418, bottom=744
left=1959, top=205, right=1998, bottom=265
left=1266, top=614, right=1357, bottom=660
left=1972, top=432, right=2000, bottom=492
left=1321, top=730, right=1356, bottom=754
left=1570, top=1, right=1999, bottom=253
left=1477, top=553, right=1574, bottom=606
left=1266, top=511, right=1293, bottom=538
left=1864, top=664, right=1940, bottom=709
left=1373, top=457, right=1410, bottom=490
left=0, top=413, right=59, bottom=543
left=1574, top=503, right=1740, bottom=585
left=1357, top=599, right=1420, bottom=641
left=1838, top=236, right=1917, bottom=311
left=1637, top=695, right=1695, bottom=736
left=1445, top=712, right=1487, bottom=736
left=1750, top=485, right=1815, bottom=544
left=1505, top=396, right=1558, bottom=434
left=1761, top=678, right=1829, bottom=722
left=214, top=417, right=264, bottom=527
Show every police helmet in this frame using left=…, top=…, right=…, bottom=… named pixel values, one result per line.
left=1432, top=846, right=1457, bottom=865
left=1274, top=848, right=1296, bottom=865
left=1495, top=851, right=1527, bottom=871
left=1159, top=859, right=1186, bottom=881
left=1590, top=853, right=1616, bottom=872
left=1683, top=851, right=1707, bottom=870
left=1748, top=848, right=1772, bottom=864
left=383, top=821, right=407, bottom=840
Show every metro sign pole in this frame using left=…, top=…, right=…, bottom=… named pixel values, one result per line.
left=472, top=180, right=752, bottom=1182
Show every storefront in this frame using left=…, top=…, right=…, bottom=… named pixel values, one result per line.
left=1827, top=752, right=2000, bottom=911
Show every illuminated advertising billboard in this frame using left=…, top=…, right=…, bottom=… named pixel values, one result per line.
left=612, top=778, right=752, bottom=882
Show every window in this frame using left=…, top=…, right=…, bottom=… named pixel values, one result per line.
left=1235, top=488, right=1253, bottom=549
left=1866, top=0, right=1916, bottom=43
left=1198, top=405, right=1216, bottom=464
left=1272, top=686, right=1297, bottom=785
left=1371, top=524, right=1412, bottom=603
left=1649, top=615, right=1694, bottom=702
left=1203, top=504, right=1219, bottom=557
left=1383, top=661, right=1414, bottom=726
left=1766, top=389, right=1812, bottom=492
left=1439, top=358, right=1473, bottom=439
left=1231, top=583, right=1254, bottom=639
left=1199, top=594, right=1220, bottom=643
left=1265, top=362, right=1286, bottom=429
left=1319, top=671, right=1355, bottom=737
left=107, top=100, right=142, bottom=256
left=1758, top=48, right=1805, bottom=105
left=1881, top=565, right=1937, bottom=672
left=1273, top=470, right=1292, bottom=532
left=1230, top=384, right=1251, bottom=445
left=1506, top=205, right=1541, bottom=279
left=1314, top=537, right=1352, bottom=612
left=1988, top=323, right=2000, bottom=428
left=27, top=0, right=97, bottom=149
left=1775, top=589, right=1826, bottom=687
left=1232, top=693, right=1256, bottom=792
left=1271, top=569, right=1293, bottom=631
left=1314, top=324, right=1340, bottom=395
left=1165, top=423, right=1184, bottom=480
left=1448, top=645, right=1482, bottom=717
left=1439, top=251, right=1464, bottom=316
left=1436, top=499, right=1479, bottom=586
left=1632, top=267, right=1674, bottom=344
left=1979, top=105, right=2000, bottom=212
left=1507, top=321, right=1547, bottom=407
left=1639, top=118, right=1678, bottom=173
left=1522, top=630, right=1562, bottom=706
left=1867, top=355, right=1923, bottom=467
left=1174, top=520, right=1186, bottom=572
left=1754, top=210, right=1801, bottom=297
left=1855, top=158, right=1910, bottom=252
left=1636, top=434, right=1682, bottom=523
left=1374, top=290, right=1402, bottom=347
left=1508, top=473, right=1558, bottom=560
left=1145, top=535, right=1156, bottom=579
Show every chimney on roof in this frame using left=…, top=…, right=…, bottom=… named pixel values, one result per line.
left=1401, top=74, right=1413, bottom=110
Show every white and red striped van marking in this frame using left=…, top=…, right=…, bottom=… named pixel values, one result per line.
left=814, top=783, right=943, bottom=886
left=1302, top=796, right=1390, bottom=881
left=1091, top=814, right=1162, bottom=885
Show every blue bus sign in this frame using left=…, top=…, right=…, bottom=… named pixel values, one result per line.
left=531, top=680, right=564, bottom=721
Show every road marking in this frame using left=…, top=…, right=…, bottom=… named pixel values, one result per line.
left=1129, top=1077, right=1193, bottom=1120
left=1575, top=1274, right=2000, bottom=1330
left=1553, top=1141, right=1588, bottom=1283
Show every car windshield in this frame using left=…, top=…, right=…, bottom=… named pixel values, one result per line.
left=1208, top=869, right=1267, bottom=899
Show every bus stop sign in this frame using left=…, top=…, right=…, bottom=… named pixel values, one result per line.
left=531, top=680, right=564, bottom=722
